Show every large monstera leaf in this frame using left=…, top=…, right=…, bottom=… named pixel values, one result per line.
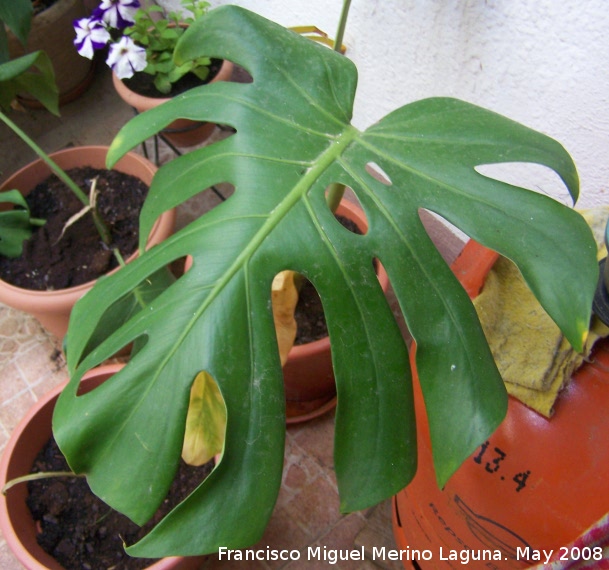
left=54, top=5, right=598, bottom=557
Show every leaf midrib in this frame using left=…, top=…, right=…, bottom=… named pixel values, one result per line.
left=150, top=125, right=362, bottom=402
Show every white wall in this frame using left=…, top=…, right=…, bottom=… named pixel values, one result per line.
left=160, top=0, right=609, bottom=210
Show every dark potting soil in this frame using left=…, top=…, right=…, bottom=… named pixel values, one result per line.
left=294, top=281, right=326, bottom=345
left=294, top=215, right=364, bottom=345
left=0, top=167, right=148, bottom=291
left=122, top=59, right=224, bottom=99
left=27, top=436, right=214, bottom=570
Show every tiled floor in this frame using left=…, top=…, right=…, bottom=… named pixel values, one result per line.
left=0, top=63, right=463, bottom=569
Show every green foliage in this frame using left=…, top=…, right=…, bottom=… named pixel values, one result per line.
left=54, top=5, right=598, bottom=557
left=0, top=51, right=58, bottom=114
left=125, top=0, right=211, bottom=94
left=0, top=0, right=58, bottom=114
left=0, top=0, right=59, bottom=257
left=0, top=189, right=44, bottom=257
left=0, top=0, right=32, bottom=61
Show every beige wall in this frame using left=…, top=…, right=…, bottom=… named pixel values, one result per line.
left=159, top=0, right=609, bottom=210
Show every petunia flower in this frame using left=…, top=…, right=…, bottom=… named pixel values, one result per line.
left=95, top=0, right=140, bottom=30
left=73, top=16, right=111, bottom=59
left=106, top=36, right=147, bottom=79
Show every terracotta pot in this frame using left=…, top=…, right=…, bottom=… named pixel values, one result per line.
left=7, top=0, right=95, bottom=107
left=0, top=146, right=176, bottom=339
left=0, top=364, right=205, bottom=570
left=284, top=200, right=390, bottom=423
left=392, top=240, right=609, bottom=569
left=112, top=59, right=234, bottom=148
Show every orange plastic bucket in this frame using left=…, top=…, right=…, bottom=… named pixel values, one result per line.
left=392, top=240, right=609, bottom=569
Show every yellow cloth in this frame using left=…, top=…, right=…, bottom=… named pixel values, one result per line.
left=472, top=206, right=609, bottom=417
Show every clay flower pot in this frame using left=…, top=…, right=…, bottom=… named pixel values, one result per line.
left=0, top=364, right=205, bottom=570
left=0, top=146, right=176, bottom=339
left=284, top=200, right=390, bottom=423
left=112, top=59, right=234, bottom=148
left=392, top=240, right=609, bottom=569
left=7, top=0, right=95, bottom=106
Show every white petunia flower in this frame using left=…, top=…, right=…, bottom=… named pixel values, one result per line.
left=106, top=36, right=147, bottom=79
left=96, top=0, right=140, bottom=30
left=73, top=16, right=111, bottom=59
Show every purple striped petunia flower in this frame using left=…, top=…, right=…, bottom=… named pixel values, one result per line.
left=73, top=16, right=111, bottom=59
left=95, top=0, right=140, bottom=30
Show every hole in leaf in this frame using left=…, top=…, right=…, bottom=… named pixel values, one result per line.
left=170, top=256, right=188, bottom=278
left=291, top=259, right=383, bottom=347
left=336, top=209, right=367, bottom=235
left=75, top=364, right=138, bottom=396
left=271, top=271, right=330, bottom=349
left=231, top=63, right=253, bottom=84
left=475, top=163, right=572, bottom=204
left=293, top=278, right=328, bottom=345
left=324, top=185, right=368, bottom=235
left=366, top=162, right=392, bottom=186
left=372, top=256, right=381, bottom=280
left=74, top=265, right=178, bottom=366
left=183, top=371, right=227, bottom=467
left=418, top=209, right=468, bottom=263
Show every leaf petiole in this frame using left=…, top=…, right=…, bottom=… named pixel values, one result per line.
left=2, top=470, right=84, bottom=494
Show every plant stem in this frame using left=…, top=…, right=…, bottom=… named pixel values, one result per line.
left=2, top=470, right=83, bottom=494
left=0, top=110, right=113, bottom=245
left=333, top=0, right=351, bottom=54
left=113, top=248, right=150, bottom=310
left=326, top=0, right=353, bottom=211
left=113, top=248, right=126, bottom=267
left=326, top=182, right=346, bottom=213
left=88, top=177, right=112, bottom=245
left=0, top=111, right=89, bottom=206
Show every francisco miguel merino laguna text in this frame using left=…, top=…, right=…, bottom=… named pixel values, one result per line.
left=218, top=545, right=434, bottom=564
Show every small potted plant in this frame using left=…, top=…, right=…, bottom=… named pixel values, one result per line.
left=0, top=3, right=175, bottom=339
left=41, top=2, right=600, bottom=560
left=0, top=142, right=176, bottom=338
left=0, top=363, right=210, bottom=570
left=73, top=0, right=233, bottom=146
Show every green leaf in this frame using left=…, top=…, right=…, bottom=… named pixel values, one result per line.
left=0, top=0, right=33, bottom=50
left=166, top=62, right=193, bottom=84
left=0, top=26, right=8, bottom=65
left=69, top=266, right=177, bottom=361
left=160, top=28, right=180, bottom=40
left=54, top=5, right=598, bottom=558
left=152, top=73, right=172, bottom=95
left=0, top=51, right=58, bottom=114
left=0, top=189, right=42, bottom=257
left=191, top=60, right=210, bottom=82
left=154, top=59, right=177, bottom=74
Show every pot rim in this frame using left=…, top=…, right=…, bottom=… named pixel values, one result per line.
left=112, top=59, right=234, bottom=110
